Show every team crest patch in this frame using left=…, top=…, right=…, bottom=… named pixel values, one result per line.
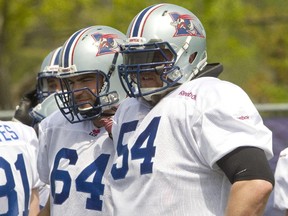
left=89, top=128, right=101, bottom=137
left=91, top=33, right=120, bottom=56
left=169, top=12, right=205, bottom=38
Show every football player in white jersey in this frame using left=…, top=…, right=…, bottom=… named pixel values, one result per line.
left=0, top=120, right=40, bottom=216
left=13, top=47, right=63, bottom=210
left=32, top=47, right=63, bottom=210
left=37, top=25, right=126, bottom=215
left=12, top=47, right=62, bottom=127
left=274, top=147, right=288, bottom=216
left=109, top=3, right=275, bottom=216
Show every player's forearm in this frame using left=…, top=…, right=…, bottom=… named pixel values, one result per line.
left=37, top=196, right=50, bottom=216
left=285, top=209, right=288, bottom=216
left=225, top=179, right=273, bottom=216
left=29, top=188, right=40, bottom=216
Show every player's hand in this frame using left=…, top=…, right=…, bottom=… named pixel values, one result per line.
left=100, top=117, right=113, bottom=139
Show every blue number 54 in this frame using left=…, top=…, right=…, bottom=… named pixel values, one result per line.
left=111, top=117, right=161, bottom=180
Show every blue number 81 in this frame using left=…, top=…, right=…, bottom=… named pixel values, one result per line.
left=0, top=154, right=30, bottom=216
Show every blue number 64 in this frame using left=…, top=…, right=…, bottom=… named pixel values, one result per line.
left=50, top=148, right=110, bottom=211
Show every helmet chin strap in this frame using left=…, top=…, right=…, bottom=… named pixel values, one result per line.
left=176, top=36, right=192, bottom=60
left=99, top=52, right=119, bottom=94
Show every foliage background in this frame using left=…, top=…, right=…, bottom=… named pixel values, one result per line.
left=0, top=0, right=287, bottom=109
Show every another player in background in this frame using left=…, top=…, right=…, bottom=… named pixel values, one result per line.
left=36, top=46, right=62, bottom=103
left=31, top=47, right=63, bottom=210
left=37, top=25, right=126, bottom=215
left=13, top=47, right=62, bottom=210
left=109, top=3, right=274, bottom=216
left=274, top=147, right=288, bottom=216
left=30, top=46, right=63, bottom=126
left=0, top=120, right=40, bottom=216
left=12, top=47, right=62, bottom=126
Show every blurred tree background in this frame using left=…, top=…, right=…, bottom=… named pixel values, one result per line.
left=0, top=0, right=287, bottom=110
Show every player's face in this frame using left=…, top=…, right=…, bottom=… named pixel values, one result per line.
left=129, top=49, right=174, bottom=88
left=66, top=73, right=104, bottom=110
left=135, top=71, right=163, bottom=88
left=46, top=77, right=61, bottom=92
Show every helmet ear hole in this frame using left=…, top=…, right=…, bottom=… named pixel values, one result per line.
left=189, top=52, right=197, bottom=64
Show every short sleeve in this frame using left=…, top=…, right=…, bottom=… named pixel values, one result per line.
left=37, top=121, right=50, bottom=184
left=196, top=81, right=273, bottom=168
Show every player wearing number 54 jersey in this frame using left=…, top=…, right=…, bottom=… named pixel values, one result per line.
left=0, top=120, right=40, bottom=216
left=109, top=3, right=274, bottom=216
left=37, top=25, right=126, bottom=215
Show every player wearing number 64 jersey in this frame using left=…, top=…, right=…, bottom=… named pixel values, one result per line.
left=0, top=120, right=40, bottom=216
left=37, top=111, right=115, bottom=215
left=37, top=25, right=126, bottom=215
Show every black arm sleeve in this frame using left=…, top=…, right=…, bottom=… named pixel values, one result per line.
left=216, top=147, right=274, bottom=186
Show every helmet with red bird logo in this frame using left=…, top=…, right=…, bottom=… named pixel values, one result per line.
left=55, top=25, right=126, bottom=123
left=118, top=3, right=207, bottom=100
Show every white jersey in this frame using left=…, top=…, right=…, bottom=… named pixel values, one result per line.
left=110, top=77, right=273, bottom=216
left=37, top=110, right=114, bottom=215
left=0, top=120, right=40, bottom=215
left=274, top=147, right=288, bottom=210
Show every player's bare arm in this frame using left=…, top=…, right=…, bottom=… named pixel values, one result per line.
left=37, top=196, right=50, bottom=216
left=29, top=188, right=40, bottom=216
left=225, top=179, right=273, bottom=216
left=217, top=147, right=274, bottom=215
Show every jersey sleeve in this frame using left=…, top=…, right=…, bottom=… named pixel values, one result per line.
left=15, top=123, right=41, bottom=189
left=37, top=120, right=50, bottom=184
left=196, top=80, right=273, bottom=168
left=25, top=126, right=41, bottom=189
left=274, top=148, right=288, bottom=210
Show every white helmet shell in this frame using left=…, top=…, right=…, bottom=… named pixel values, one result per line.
left=56, top=25, right=127, bottom=123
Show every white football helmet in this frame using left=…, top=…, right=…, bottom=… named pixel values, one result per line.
left=37, top=46, right=62, bottom=102
left=55, top=25, right=126, bottom=123
left=118, top=3, right=207, bottom=100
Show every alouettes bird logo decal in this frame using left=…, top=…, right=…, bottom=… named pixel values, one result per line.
left=169, top=12, right=205, bottom=38
left=92, top=33, right=120, bottom=56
